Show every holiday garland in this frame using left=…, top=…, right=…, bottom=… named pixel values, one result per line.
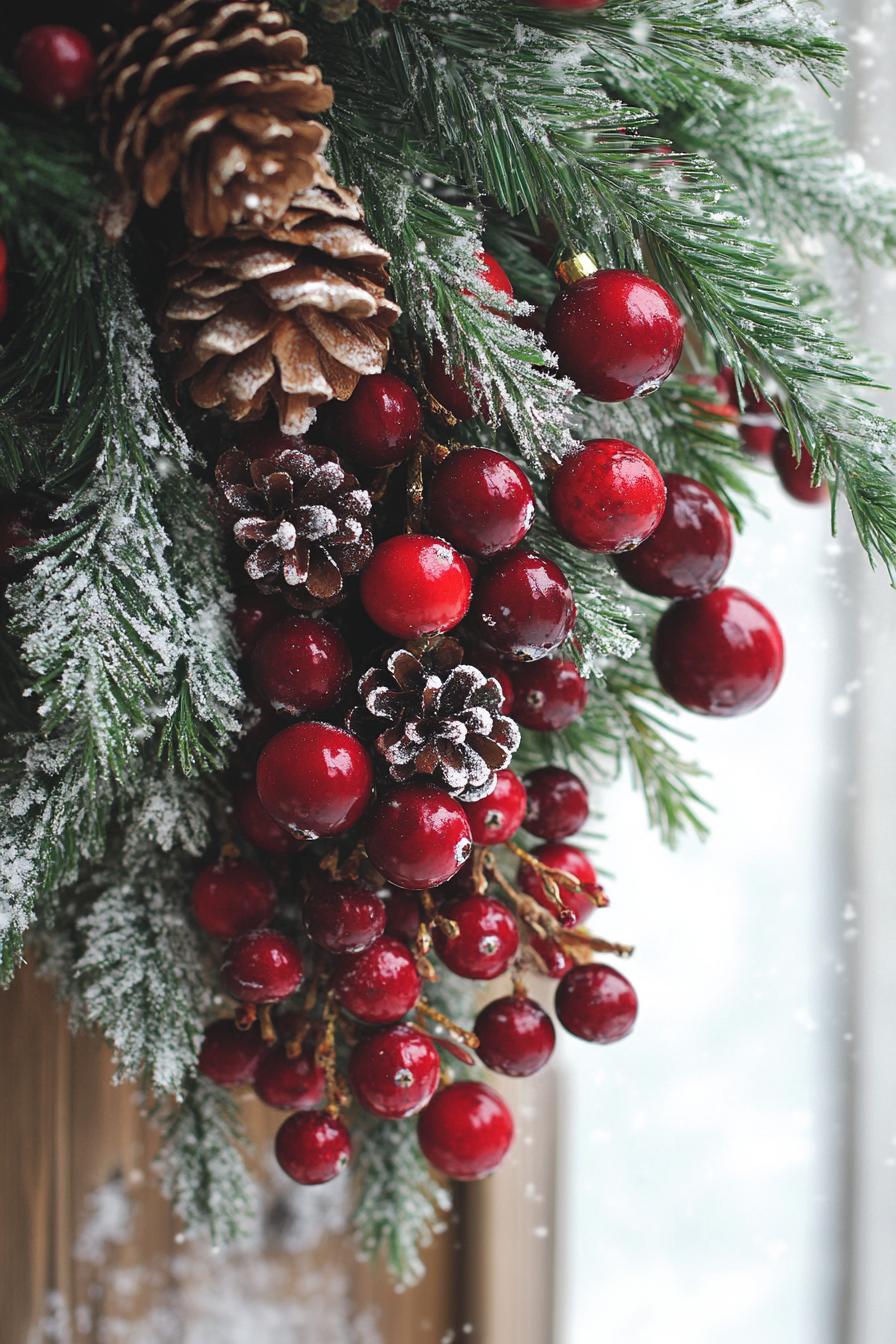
left=1, top=0, right=895, bottom=1286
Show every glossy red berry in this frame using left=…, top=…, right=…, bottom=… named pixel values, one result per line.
left=234, top=779, right=300, bottom=854
left=462, top=769, right=527, bottom=845
left=428, top=448, right=535, bottom=558
left=303, top=881, right=386, bottom=954
left=232, top=590, right=284, bottom=654
left=523, top=766, right=589, bottom=840
left=555, top=963, right=638, bottom=1043
left=275, top=1111, right=351, bottom=1185
left=251, top=615, right=351, bottom=717
left=615, top=472, right=733, bottom=598
left=546, top=268, right=684, bottom=402
left=510, top=658, right=588, bottom=732
left=15, top=26, right=96, bottom=110
left=433, top=895, right=519, bottom=980
left=191, top=856, right=277, bottom=939
left=254, top=1045, right=326, bottom=1110
left=383, top=888, right=424, bottom=943
left=221, top=929, right=304, bottom=1003
left=772, top=432, right=827, bottom=504
left=349, top=1024, right=441, bottom=1118
left=550, top=439, right=666, bottom=553
left=256, top=722, right=373, bottom=838
left=425, top=349, right=484, bottom=422
left=418, top=1081, right=514, bottom=1180
left=528, top=933, right=575, bottom=979
left=471, top=549, right=576, bottom=661
left=333, top=936, right=422, bottom=1023
left=475, top=995, right=556, bottom=1076
left=197, top=1019, right=266, bottom=1086
left=653, top=586, right=784, bottom=716
left=517, top=842, right=598, bottom=926
left=326, top=373, right=422, bottom=468
left=365, top=783, right=473, bottom=889
left=360, top=534, right=472, bottom=639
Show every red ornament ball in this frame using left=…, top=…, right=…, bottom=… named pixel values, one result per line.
left=326, top=373, right=422, bottom=468
left=772, top=433, right=828, bottom=504
left=251, top=615, right=351, bottom=717
left=468, top=251, right=515, bottom=303
left=303, top=880, right=386, bottom=954
left=360, top=534, right=472, bottom=639
left=462, top=769, right=527, bottom=845
left=333, top=936, right=422, bottom=1024
left=349, top=1024, right=441, bottom=1118
left=197, top=1019, right=266, bottom=1086
left=221, top=929, right=304, bottom=1004
left=433, top=895, right=519, bottom=980
left=471, top=549, right=576, bottom=661
left=256, top=722, right=373, bottom=838
left=475, top=995, right=556, bottom=1077
left=652, top=586, right=784, bottom=716
left=555, top=962, right=638, bottom=1043
left=510, top=658, right=588, bottom=731
left=546, top=268, right=684, bottom=402
left=523, top=766, right=589, bottom=840
left=254, top=1044, right=326, bottom=1110
left=517, top=842, right=598, bottom=926
left=615, top=472, right=733, bottom=598
left=191, top=856, right=277, bottom=939
left=275, top=1110, right=351, bottom=1185
left=417, top=1081, right=514, bottom=1180
left=428, top=448, right=535, bottom=559
left=365, top=783, right=473, bottom=889
left=550, top=439, right=666, bottom=553
left=234, top=779, right=300, bottom=854
left=15, top=26, right=96, bottom=110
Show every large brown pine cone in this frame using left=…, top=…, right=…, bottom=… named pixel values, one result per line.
left=95, top=0, right=334, bottom=238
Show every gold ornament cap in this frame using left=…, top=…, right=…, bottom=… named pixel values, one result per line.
left=555, top=252, right=598, bottom=286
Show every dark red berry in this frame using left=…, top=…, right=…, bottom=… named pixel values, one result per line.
left=15, top=26, right=96, bottom=110
left=615, top=472, right=733, bottom=598
left=360, top=534, right=472, bottom=639
left=417, top=1081, right=514, bottom=1180
left=428, top=448, right=535, bottom=558
left=256, top=722, right=373, bottom=838
left=325, top=373, right=422, bottom=468
left=333, top=935, right=422, bottom=1024
left=528, top=933, right=575, bottom=979
left=383, top=888, right=424, bottom=943
left=232, top=590, right=284, bottom=654
left=221, top=929, right=303, bottom=1004
left=425, top=349, right=484, bottom=422
left=251, top=615, right=352, bottom=717
left=254, top=1045, right=326, bottom=1110
left=234, top=779, right=300, bottom=854
left=236, top=420, right=304, bottom=460
left=462, top=769, right=527, bottom=845
left=275, top=1110, right=351, bottom=1185
left=653, top=586, right=784, bottom=716
left=349, top=1024, right=441, bottom=1118
left=471, top=549, right=576, bottom=661
left=555, top=963, right=638, bottom=1043
left=365, top=783, right=473, bottom=889
left=191, top=856, right=277, bottom=939
left=517, top=842, right=598, bottom=926
left=510, top=658, right=588, bottom=731
left=474, top=995, right=556, bottom=1076
left=433, top=895, right=519, bottom=980
left=523, top=766, right=589, bottom=840
left=772, top=432, right=827, bottom=504
left=197, top=1019, right=266, bottom=1086
left=303, top=881, right=386, bottom=954
left=473, top=654, right=514, bottom=713
left=549, top=439, right=666, bottom=553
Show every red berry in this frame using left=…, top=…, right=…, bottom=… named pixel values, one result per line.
left=417, top=1081, right=514, bottom=1180
left=473, top=653, right=514, bottom=713
left=333, top=936, right=422, bottom=1023
left=198, top=1019, right=266, bottom=1086
left=251, top=615, right=351, bottom=717
left=528, top=933, right=575, bottom=979
left=191, top=857, right=277, bottom=939
left=232, top=590, right=284, bottom=654
left=517, top=842, right=598, bottom=926
left=510, top=657, right=588, bottom=731
left=275, top=1110, right=351, bottom=1185
left=549, top=439, right=666, bottom=553
left=615, top=472, right=733, bottom=598
left=383, top=888, right=424, bottom=943
left=254, top=1045, right=326, bottom=1110
left=433, top=895, right=519, bottom=980
left=739, top=419, right=777, bottom=456
left=523, top=766, right=589, bottom=840
left=234, top=779, right=300, bottom=854
left=256, top=722, right=373, bottom=838
left=653, top=586, right=784, bottom=716
left=425, top=349, right=484, bottom=422
left=365, top=783, right=473, bottom=889
left=349, top=1024, right=441, bottom=1118
left=15, top=26, right=96, bottom=110
left=221, top=929, right=303, bottom=1004
left=471, top=549, right=576, bottom=661
left=461, top=769, right=527, bottom=846
left=360, top=534, right=472, bottom=639
left=303, top=880, right=386, bottom=954
left=428, top=448, right=535, bottom=558
left=474, top=995, right=556, bottom=1076
left=236, top=420, right=303, bottom=460
left=546, top=268, right=683, bottom=402
left=555, top=963, right=638, bottom=1043
left=325, top=373, right=422, bottom=468
left=772, top=433, right=827, bottom=504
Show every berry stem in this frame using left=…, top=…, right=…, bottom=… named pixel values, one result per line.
left=257, top=1002, right=276, bottom=1044
left=563, top=929, right=635, bottom=958
left=416, top=998, right=479, bottom=1050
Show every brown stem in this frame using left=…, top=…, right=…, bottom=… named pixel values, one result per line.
left=257, top=1003, right=276, bottom=1045
left=416, top=998, right=480, bottom=1050
left=233, top=1003, right=256, bottom=1031
left=563, top=929, right=635, bottom=958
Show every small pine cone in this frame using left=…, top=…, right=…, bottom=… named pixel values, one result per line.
left=95, top=0, right=334, bottom=238
left=351, top=640, right=521, bottom=802
left=216, top=445, right=373, bottom=607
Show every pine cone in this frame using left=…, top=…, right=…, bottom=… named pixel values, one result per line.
left=159, top=175, right=399, bottom=433
left=95, top=0, right=334, bottom=238
left=351, top=641, right=521, bottom=802
left=216, top=445, right=373, bottom=607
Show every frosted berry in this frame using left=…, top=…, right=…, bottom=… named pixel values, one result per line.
left=615, top=472, right=733, bottom=598
left=546, top=268, right=683, bottom=401
left=555, top=963, right=638, bottom=1043
left=16, top=26, right=96, bottom=110
left=510, top=658, right=588, bottom=731
left=360, top=534, right=472, bottom=639
left=256, top=722, right=373, bottom=838
left=333, top=936, right=422, bottom=1023
left=549, top=439, right=666, bottom=553
left=191, top=856, right=277, bottom=939
left=475, top=995, right=556, bottom=1076
left=772, top=432, right=827, bottom=504
left=365, top=783, right=473, bottom=889
left=417, top=1081, right=514, bottom=1180
left=254, top=1044, right=326, bottom=1110
left=471, top=549, right=576, bottom=661
left=251, top=615, right=351, bottom=717
left=653, top=586, right=784, bottom=716
left=433, top=895, right=519, bottom=980
left=234, top=779, right=300, bottom=854
left=221, top=929, right=303, bottom=1003
left=325, top=373, right=422, bottom=468
left=428, top=449, right=535, bottom=558
left=462, top=769, right=527, bottom=845
left=275, top=1110, right=351, bottom=1185
left=523, top=766, right=589, bottom=840
left=349, top=1024, right=441, bottom=1118
left=528, top=933, right=575, bottom=979
left=198, top=1019, right=266, bottom=1086
left=517, top=842, right=598, bottom=926
left=303, top=880, right=386, bottom=954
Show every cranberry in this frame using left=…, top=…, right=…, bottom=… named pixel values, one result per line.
left=383, top=888, right=424, bottom=943
left=15, top=26, right=96, bottom=110
left=333, top=936, right=422, bottom=1023
left=254, top=1045, right=326, bottom=1110
left=653, top=586, right=784, bottom=716
left=474, top=995, right=556, bottom=1076
left=471, top=549, right=576, bottom=661
left=349, top=1024, right=441, bottom=1118
left=428, top=449, right=535, bottom=558
left=275, top=1111, right=351, bottom=1185
left=234, top=779, right=300, bottom=854
left=417, top=1081, right=514, bottom=1180
left=462, top=769, right=527, bottom=845
left=251, top=615, right=352, bottom=717
left=772, top=432, right=828, bottom=504
left=528, top=933, right=575, bottom=979
left=523, top=766, right=589, bottom=840
left=510, top=658, right=588, bottom=731
left=191, top=856, right=277, bottom=939
left=615, top=472, right=733, bottom=597
left=517, top=842, right=598, bottom=926
left=433, top=895, right=519, bottom=980
left=256, top=722, right=373, bottom=838
left=325, top=373, right=422, bottom=468
left=236, top=420, right=303, bottom=460
left=221, top=929, right=304, bottom=1003
left=549, top=439, right=666, bottom=553
left=555, top=963, right=638, bottom=1043
left=232, top=590, right=284, bottom=654
left=197, top=1019, right=266, bottom=1086
left=425, top=349, right=484, bottom=422
left=303, top=880, right=386, bottom=954
left=360, top=534, right=472, bottom=639
left=473, top=653, right=514, bottom=713
left=365, top=783, right=473, bottom=889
